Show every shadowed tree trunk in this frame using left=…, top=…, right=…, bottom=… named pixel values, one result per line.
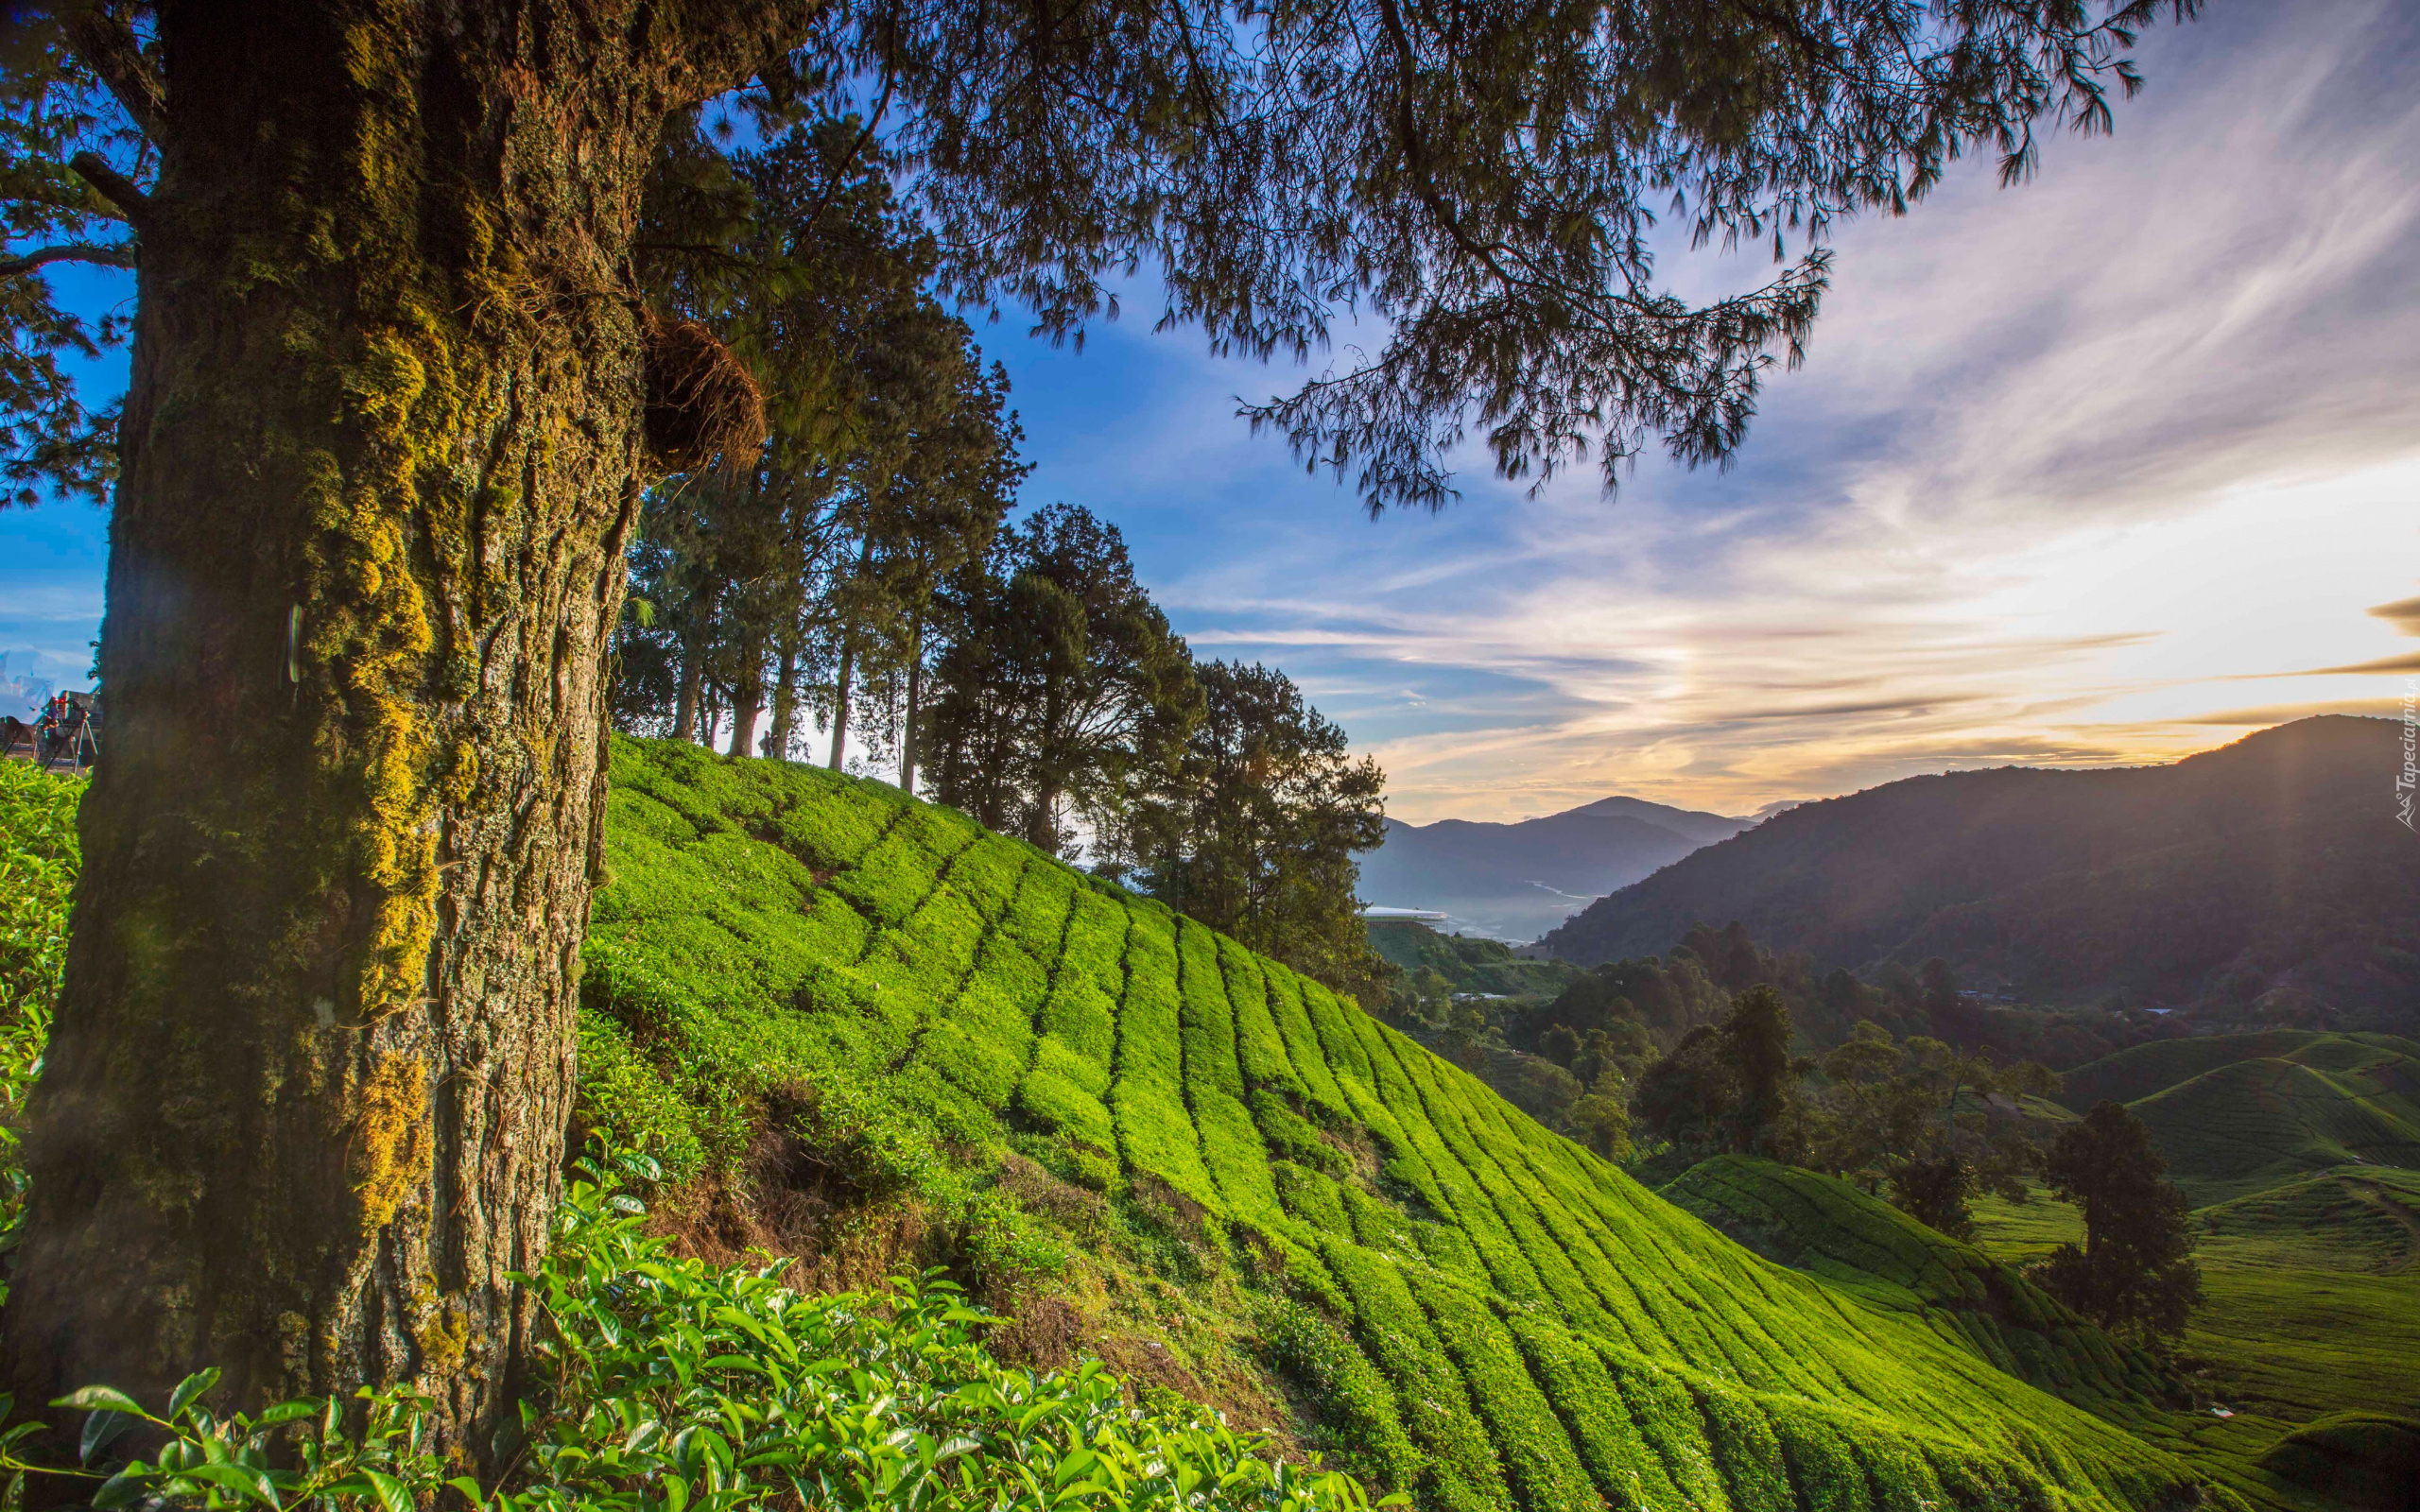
left=672, top=579, right=719, bottom=743
left=768, top=643, right=800, bottom=759
left=6, top=0, right=808, bottom=1460
left=828, top=639, right=856, bottom=770
left=727, top=632, right=765, bottom=757
left=899, top=609, right=923, bottom=792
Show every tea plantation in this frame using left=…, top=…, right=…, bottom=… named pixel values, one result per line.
left=1657, top=1156, right=2181, bottom=1416
left=577, top=740, right=2240, bottom=1512
left=2051, top=1034, right=2420, bottom=1208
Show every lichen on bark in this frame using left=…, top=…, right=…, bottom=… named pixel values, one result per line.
left=5, top=0, right=824, bottom=1463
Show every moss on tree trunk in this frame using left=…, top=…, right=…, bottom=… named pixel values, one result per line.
left=5, top=0, right=808, bottom=1456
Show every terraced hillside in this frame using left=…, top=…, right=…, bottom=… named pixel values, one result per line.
left=1971, top=1165, right=2420, bottom=1498
left=2057, top=1031, right=2420, bottom=1113
left=1659, top=1157, right=2181, bottom=1414
left=2054, top=1033, right=2420, bottom=1206
left=581, top=740, right=2230, bottom=1512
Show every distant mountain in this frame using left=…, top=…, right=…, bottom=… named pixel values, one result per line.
left=1356, top=795, right=1752, bottom=941
left=1538, top=717, right=2420, bottom=1016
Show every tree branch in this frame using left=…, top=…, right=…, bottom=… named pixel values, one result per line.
left=0, top=242, right=137, bottom=279
left=63, top=8, right=165, bottom=141
left=70, top=152, right=150, bottom=227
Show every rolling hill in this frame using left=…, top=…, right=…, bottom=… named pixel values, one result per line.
left=580, top=737, right=2228, bottom=1512
left=2058, top=1030, right=2420, bottom=1111
left=1658, top=1156, right=2181, bottom=1415
left=2049, top=1031, right=2420, bottom=1206
left=1357, top=797, right=1750, bottom=942
left=1537, top=717, right=2420, bottom=1018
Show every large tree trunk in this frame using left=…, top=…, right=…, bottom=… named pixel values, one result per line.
left=7, top=0, right=799, bottom=1458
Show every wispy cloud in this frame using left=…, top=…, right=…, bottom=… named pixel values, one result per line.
left=989, top=0, right=2420, bottom=822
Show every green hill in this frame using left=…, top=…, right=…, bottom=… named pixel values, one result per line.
left=579, top=738, right=2230, bottom=1512
left=1658, top=1156, right=2181, bottom=1413
left=2123, top=1055, right=2420, bottom=1207
left=2197, top=1167, right=2420, bottom=1276
left=2057, top=1031, right=2420, bottom=1113
left=2254, top=1413, right=2420, bottom=1511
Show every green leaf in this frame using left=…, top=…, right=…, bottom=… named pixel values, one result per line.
left=88, top=1467, right=147, bottom=1511
left=51, top=1386, right=145, bottom=1418
left=445, top=1474, right=486, bottom=1509
left=167, top=1368, right=222, bottom=1421
left=361, top=1469, right=413, bottom=1512
left=179, top=1461, right=282, bottom=1509
left=78, top=1409, right=135, bottom=1466
left=255, top=1400, right=319, bottom=1428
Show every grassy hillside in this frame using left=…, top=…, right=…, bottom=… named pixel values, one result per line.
left=2048, top=1032, right=2420, bottom=1207
left=1969, top=1168, right=2420, bottom=1499
left=1537, top=717, right=2420, bottom=1020
left=1657, top=1157, right=2180, bottom=1413
left=2125, top=1057, right=2420, bottom=1206
left=2179, top=1169, right=2420, bottom=1427
left=2255, top=1413, right=2420, bottom=1511
left=580, top=738, right=2233, bottom=1512
left=2056, top=1031, right=2420, bottom=1112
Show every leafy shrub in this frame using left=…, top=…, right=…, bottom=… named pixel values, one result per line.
left=0, top=761, right=78, bottom=1279
left=6, top=1154, right=1394, bottom=1512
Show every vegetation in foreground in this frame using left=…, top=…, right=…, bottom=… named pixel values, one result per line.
left=0, top=759, right=1382, bottom=1512
left=2, top=1161, right=1388, bottom=1512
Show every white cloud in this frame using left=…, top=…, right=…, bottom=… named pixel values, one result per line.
left=1032, top=0, right=2420, bottom=822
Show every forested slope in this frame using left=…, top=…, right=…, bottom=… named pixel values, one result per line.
left=578, top=739, right=2230, bottom=1512
left=1538, top=718, right=2420, bottom=1017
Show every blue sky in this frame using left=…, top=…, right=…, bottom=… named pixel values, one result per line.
left=6, top=0, right=2416, bottom=822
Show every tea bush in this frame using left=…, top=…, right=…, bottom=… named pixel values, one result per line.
left=5, top=1153, right=1392, bottom=1512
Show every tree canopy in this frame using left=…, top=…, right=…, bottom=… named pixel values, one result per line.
left=2035, top=1099, right=2204, bottom=1346
left=2, top=0, right=2202, bottom=517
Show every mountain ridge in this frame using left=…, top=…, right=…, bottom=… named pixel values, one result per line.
left=1358, top=796, right=1751, bottom=942
left=1537, top=717, right=2420, bottom=1016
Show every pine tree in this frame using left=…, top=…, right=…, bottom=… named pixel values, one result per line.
left=1134, top=661, right=1387, bottom=992
left=2034, top=1101, right=2204, bottom=1347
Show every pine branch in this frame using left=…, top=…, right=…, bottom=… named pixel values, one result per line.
left=0, top=242, right=137, bottom=278
left=69, top=152, right=150, bottom=227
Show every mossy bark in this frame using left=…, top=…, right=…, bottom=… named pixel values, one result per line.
left=6, top=0, right=806, bottom=1455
